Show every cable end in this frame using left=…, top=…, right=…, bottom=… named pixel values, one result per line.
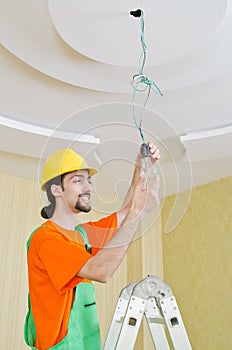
left=130, top=9, right=142, bottom=18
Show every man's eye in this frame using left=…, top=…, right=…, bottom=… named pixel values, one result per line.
left=74, top=179, right=81, bottom=184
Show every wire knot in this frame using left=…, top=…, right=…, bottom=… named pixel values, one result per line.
left=132, top=74, right=163, bottom=95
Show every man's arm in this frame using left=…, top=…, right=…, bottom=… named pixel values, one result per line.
left=78, top=172, right=160, bottom=283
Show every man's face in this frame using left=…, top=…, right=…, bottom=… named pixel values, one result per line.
left=62, top=170, right=92, bottom=213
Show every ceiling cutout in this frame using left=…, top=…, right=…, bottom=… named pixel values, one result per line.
left=49, top=0, right=228, bottom=67
left=0, top=0, right=231, bottom=92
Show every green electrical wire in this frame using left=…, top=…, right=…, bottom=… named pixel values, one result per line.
left=131, top=9, right=163, bottom=142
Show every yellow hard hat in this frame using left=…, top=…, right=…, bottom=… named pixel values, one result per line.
left=41, top=148, right=98, bottom=191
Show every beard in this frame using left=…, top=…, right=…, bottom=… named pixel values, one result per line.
left=75, top=193, right=91, bottom=213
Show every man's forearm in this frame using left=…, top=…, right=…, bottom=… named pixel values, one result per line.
left=117, top=163, right=140, bottom=226
left=78, top=207, right=142, bottom=283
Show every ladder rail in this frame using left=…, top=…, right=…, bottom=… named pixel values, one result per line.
left=145, top=297, right=171, bottom=350
left=103, top=282, right=137, bottom=350
left=159, top=296, right=192, bottom=350
left=114, top=295, right=147, bottom=349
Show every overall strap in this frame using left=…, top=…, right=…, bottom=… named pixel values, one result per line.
left=26, top=226, right=41, bottom=253
left=75, top=225, right=92, bottom=254
left=25, top=227, right=41, bottom=348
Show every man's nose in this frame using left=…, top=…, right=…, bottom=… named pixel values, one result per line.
left=83, top=180, right=92, bottom=192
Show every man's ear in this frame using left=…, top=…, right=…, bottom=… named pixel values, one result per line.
left=50, top=184, right=63, bottom=197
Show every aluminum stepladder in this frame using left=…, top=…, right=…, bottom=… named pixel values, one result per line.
left=103, top=275, right=192, bottom=350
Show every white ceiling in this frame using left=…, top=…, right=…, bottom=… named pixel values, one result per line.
left=0, top=0, right=232, bottom=216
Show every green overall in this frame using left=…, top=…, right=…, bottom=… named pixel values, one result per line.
left=24, top=226, right=101, bottom=350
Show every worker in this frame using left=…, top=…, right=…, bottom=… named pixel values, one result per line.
left=24, top=142, right=160, bottom=350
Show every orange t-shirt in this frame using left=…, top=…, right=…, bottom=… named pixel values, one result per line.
left=27, top=213, right=117, bottom=350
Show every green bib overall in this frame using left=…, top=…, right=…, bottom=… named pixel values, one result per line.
left=24, top=226, right=101, bottom=350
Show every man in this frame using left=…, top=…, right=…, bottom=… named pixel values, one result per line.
left=24, top=142, right=160, bottom=350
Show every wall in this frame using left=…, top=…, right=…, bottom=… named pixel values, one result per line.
left=162, top=176, right=232, bottom=350
left=0, top=172, right=163, bottom=349
left=0, top=173, right=42, bottom=350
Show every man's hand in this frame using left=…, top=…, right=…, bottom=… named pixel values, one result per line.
left=136, top=141, right=160, bottom=169
left=129, top=172, right=160, bottom=222
left=148, top=141, right=161, bottom=164
left=117, top=141, right=161, bottom=227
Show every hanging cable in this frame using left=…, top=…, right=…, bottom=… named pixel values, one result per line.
left=130, top=9, right=163, bottom=142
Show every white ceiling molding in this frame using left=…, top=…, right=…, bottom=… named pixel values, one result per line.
left=180, top=124, right=232, bottom=141
left=180, top=124, right=232, bottom=161
left=0, top=115, right=100, bottom=161
left=0, top=115, right=100, bottom=144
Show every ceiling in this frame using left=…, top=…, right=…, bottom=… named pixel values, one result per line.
left=0, top=0, right=232, bottom=223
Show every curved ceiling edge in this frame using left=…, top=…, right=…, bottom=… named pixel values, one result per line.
left=48, top=0, right=228, bottom=68
left=0, top=115, right=100, bottom=144
left=1, top=0, right=232, bottom=93
left=180, top=124, right=232, bottom=161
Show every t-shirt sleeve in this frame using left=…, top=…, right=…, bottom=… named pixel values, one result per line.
left=81, top=212, right=118, bottom=253
left=38, top=235, right=92, bottom=293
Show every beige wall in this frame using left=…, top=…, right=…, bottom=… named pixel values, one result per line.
left=0, top=172, right=163, bottom=349
left=0, top=173, right=42, bottom=350
left=162, top=176, right=232, bottom=350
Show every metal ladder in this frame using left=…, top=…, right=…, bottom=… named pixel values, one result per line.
left=103, top=275, right=192, bottom=350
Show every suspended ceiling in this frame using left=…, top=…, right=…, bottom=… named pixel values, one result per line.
left=0, top=0, right=232, bottom=209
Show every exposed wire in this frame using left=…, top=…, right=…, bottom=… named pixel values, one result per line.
left=130, top=9, right=163, bottom=142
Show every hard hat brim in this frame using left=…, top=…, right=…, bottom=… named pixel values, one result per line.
left=41, top=167, right=98, bottom=191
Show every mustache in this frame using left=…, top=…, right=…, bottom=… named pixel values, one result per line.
left=78, top=192, right=90, bottom=198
